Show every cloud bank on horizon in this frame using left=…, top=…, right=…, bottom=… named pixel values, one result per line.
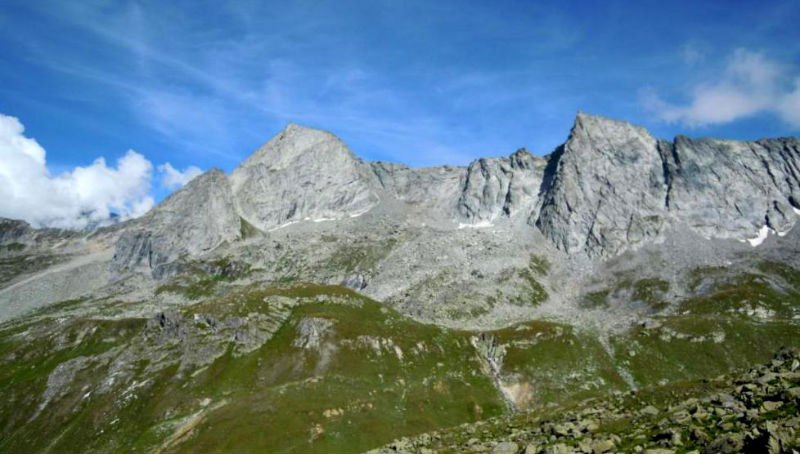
left=0, top=1, right=799, bottom=228
left=0, top=113, right=201, bottom=229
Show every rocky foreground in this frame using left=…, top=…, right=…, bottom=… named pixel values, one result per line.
left=372, top=349, right=800, bottom=454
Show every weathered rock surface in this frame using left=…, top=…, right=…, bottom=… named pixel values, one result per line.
left=110, top=169, right=240, bottom=278
left=664, top=135, right=800, bottom=241
left=230, top=123, right=380, bottom=231
left=534, top=113, right=669, bottom=257
left=457, top=149, right=546, bottom=225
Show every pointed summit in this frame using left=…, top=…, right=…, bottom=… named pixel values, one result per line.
left=534, top=112, right=668, bottom=257
left=230, top=123, right=378, bottom=231
left=570, top=112, right=656, bottom=149
left=237, top=122, right=358, bottom=172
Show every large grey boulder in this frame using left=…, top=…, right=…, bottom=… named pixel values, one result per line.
left=110, top=169, right=240, bottom=278
left=230, top=123, right=379, bottom=231
left=534, top=113, right=669, bottom=257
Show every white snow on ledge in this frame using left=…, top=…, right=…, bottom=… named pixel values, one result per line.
left=746, top=225, right=772, bottom=247
left=457, top=220, right=494, bottom=229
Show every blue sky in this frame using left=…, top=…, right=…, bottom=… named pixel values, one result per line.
left=1, top=1, right=800, bottom=226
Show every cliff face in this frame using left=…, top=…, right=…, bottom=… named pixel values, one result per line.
left=110, top=169, right=240, bottom=278
left=530, top=113, right=800, bottom=257
left=533, top=113, right=669, bottom=257
left=103, top=112, right=800, bottom=277
left=664, top=135, right=800, bottom=241
left=229, top=123, right=380, bottom=231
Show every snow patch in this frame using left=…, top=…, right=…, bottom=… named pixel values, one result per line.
left=794, top=207, right=800, bottom=215
left=267, top=220, right=298, bottom=232
left=746, top=225, right=772, bottom=247
left=458, top=220, right=493, bottom=229
left=349, top=206, right=373, bottom=218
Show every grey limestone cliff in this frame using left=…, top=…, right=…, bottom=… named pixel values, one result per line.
left=230, top=123, right=380, bottom=231
left=457, top=148, right=547, bottom=225
left=663, top=135, right=800, bottom=241
left=111, top=168, right=240, bottom=278
left=98, top=114, right=800, bottom=280
left=534, top=113, right=669, bottom=257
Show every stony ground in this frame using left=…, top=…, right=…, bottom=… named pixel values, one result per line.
left=370, top=349, right=800, bottom=454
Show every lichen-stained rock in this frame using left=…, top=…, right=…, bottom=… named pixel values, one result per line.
left=457, top=149, right=546, bottom=225
left=534, top=112, right=669, bottom=257
left=370, top=162, right=465, bottom=216
left=110, top=169, right=240, bottom=278
left=230, top=123, right=379, bottom=231
left=663, top=136, right=800, bottom=241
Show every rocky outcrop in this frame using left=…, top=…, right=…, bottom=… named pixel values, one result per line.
left=664, top=136, right=800, bottom=241
left=534, top=113, right=669, bottom=257
left=532, top=114, right=800, bottom=257
left=370, top=162, right=465, bottom=210
left=371, top=348, right=800, bottom=454
left=0, top=218, right=32, bottom=244
left=230, top=123, right=379, bottom=231
left=457, top=149, right=546, bottom=225
left=111, top=169, right=240, bottom=278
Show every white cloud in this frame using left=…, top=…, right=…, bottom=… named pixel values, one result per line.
left=642, top=49, right=800, bottom=128
left=158, top=162, right=203, bottom=189
left=0, top=113, right=161, bottom=229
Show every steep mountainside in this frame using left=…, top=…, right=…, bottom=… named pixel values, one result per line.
left=1, top=112, right=799, bottom=453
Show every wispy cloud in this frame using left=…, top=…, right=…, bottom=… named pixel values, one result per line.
left=641, top=49, right=800, bottom=128
left=8, top=1, right=586, bottom=167
left=158, top=162, right=203, bottom=190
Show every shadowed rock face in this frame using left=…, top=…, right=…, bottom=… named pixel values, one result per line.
left=534, top=113, right=669, bottom=257
left=664, top=135, right=800, bottom=240
left=229, top=123, right=380, bottom=231
left=110, top=169, right=240, bottom=278
left=457, top=149, right=547, bottom=225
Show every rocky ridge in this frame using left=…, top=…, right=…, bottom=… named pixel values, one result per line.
left=108, top=112, right=800, bottom=280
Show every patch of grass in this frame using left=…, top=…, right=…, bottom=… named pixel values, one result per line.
left=529, top=255, right=550, bottom=276
left=758, top=261, right=800, bottom=290
left=239, top=217, right=261, bottom=239
left=155, top=258, right=250, bottom=299
left=0, top=253, right=65, bottom=285
left=171, top=292, right=506, bottom=454
left=687, top=265, right=728, bottom=292
left=0, top=242, right=25, bottom=252
left=631, top=278, right=669, bottom=311
left=579, top=278, right=668, bottom=311
left=679, top=272, right=795, bottom=318
left=613, top=317, right=800, bottom=385
left=516, top=269, right=548, bottom=305
left=581, top=289, right=610, bottom=309
left=325, top=239, right=397, bottom=273
left=494, top=322, right=628, bottom=405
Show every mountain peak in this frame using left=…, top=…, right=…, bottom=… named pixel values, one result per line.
left=229, top=122, right=378, bottom=231
left=572, top=111, right=654, bottom=144
left=237, top=122, right=358, bottom=172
